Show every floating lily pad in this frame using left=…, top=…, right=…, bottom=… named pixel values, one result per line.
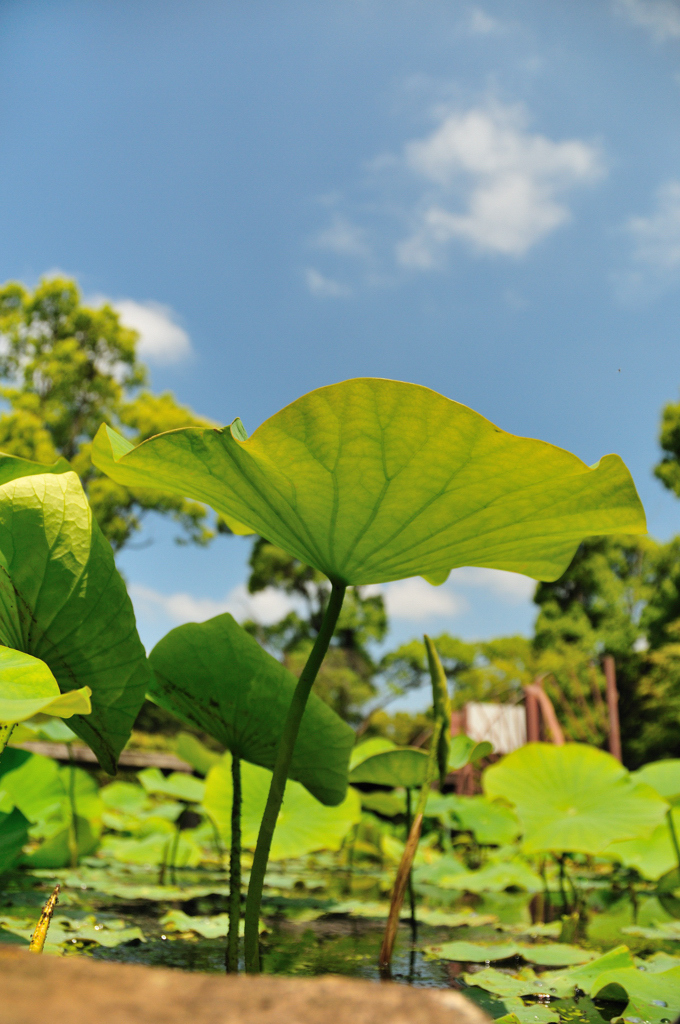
left=591, top=965, right=680, bottom=1024
left=515, top=942, right=596, bottom=966
left=484, top=744, right=668, bottom=855
left=424, top=939, right=521, bottom=962
left=437, top=859, right=543, bottom=892
left=137, top=768, right=205, bottom=804
left=160, top=909, right=230, bottom=939
left=623, top=920, right=680, bottom=940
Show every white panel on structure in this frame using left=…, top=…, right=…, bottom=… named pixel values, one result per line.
left=465, top=703, right=526, bottom=754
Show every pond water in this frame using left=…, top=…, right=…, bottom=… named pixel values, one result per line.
left=2, top=866, right=658, bottom=1022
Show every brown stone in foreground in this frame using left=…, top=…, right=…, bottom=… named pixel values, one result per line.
left=0, top=946, right=489, bottom=1024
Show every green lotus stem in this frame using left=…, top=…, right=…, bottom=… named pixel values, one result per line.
left=244, top=581, right=346, bottom=973
left=226, top=754, right=242, bottom=973
left=67, top=746, right=78, bottom=869
left=169, top=825, right=181, bottom=886
left=668, top=808, right=680, bottom=873
left=379, top=717, right=444, bottom=972
left=405, top=786, right=417, bottom=945
left=0, top=723, right=15, bottom=756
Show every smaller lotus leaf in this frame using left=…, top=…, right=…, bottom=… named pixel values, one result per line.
left=484, top=743, right=668, bottom=854
left=0, top=808, right=29, bottom=873
left=538, top=945, right=636, bottom=998
left=160, top=910, right=230, bottom=939
left=137, top=767, right=205, bottom=803
left=424, top=939, right=520, bottom=961
left=449, top=733, right=493, bottom=770
left=23, top=816, right=100, bottom=868
left=16, top=718, right=79, bottom=743
left=591, top=965, right=680, bottom=1024
left=149, top=613, right=354, bottom=806
left=515, top=943, right=596, bottom=966
left=0, top=648, right=91, bottom=724
left=443, top=795, right=521, bottom=845
left=102, top=830, right=203, bottom=868
left=0, top=468, right=150, bottom=771
left=101, top=781, right=150, bottom=815
left=460, top=966, right=545, bottom=998
left=349, top=737, right=395, bottom=770
left=608, top=808, right=680, bottom=880
left=360, top=790, right=406, bottom=817
left=348, top=747, right=429, bottom=788
left=203, top=753, right=361, bottom=860
left=437, top=859, right=543, bottom=893
left=632, top=760, right=680, bottom=804
left=624, top=921, right=680, bottom=940
left=174, top=733, right=221, bottom=776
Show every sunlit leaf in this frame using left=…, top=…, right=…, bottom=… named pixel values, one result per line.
left=591, top=965, right=680, bottom=1024
left=484, top=743, right=668, bottom=854
left=427, top=793, right=521, bottom=845
left=137, top=767, right=205, bottom=804
left=424, top=939, right=520, bottom=961
left=174, top=733, right=222, bottom=777
left=0, top=467, right=150, bottom=770
left=149, top=613, right=354, bottom=805
left=0, top=648, right=92, bottom=724
left=349, top=737, right=395, bottom=770
left=436, top=858, right=543, bottom=893
left=608, top=808, right=680, bottom=880
left=203, top=753, right=361, bottom=860
left=92, top=378, right=646, bottom=588
left=632, top=760, right=680, bottom=804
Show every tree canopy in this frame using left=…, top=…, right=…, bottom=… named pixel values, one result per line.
left=0, top=277, right=215, bottom=550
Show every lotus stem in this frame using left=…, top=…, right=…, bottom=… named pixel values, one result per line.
left=244, top=581, right=346, bottom=973
left=29, top=884, right=60, bottom=953
left=68, top=746, right=78, bottom=869
left=668, top=808, right=680, bottom=873
left=0, top=723, right=15, bottom=756
left=379, top=718, right=443, bottom=973
left=405, top=787, right=417, bottom=945
left=226, top=754, right=242, bottom=973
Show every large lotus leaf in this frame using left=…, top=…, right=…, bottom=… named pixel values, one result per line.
left=149, top=613, right=354, bottom=806
left=0, top=648, right=92, bottom=724
left=349, top=737, right=395, bottom=770
left=484, top=743, right=668, bottom=855
left=203, top=753, right=361, bottom=861
left=348, top=747, right=429, bottom=788
left=608, top=808, right=680, bottom=880
left=443, top=795, right=521, bottom=846
left=0, top=749, right=64, bottom=822
left=23, top=815, right=100, bottom=868
left=92, top=378, right=646, bottom=587
left=0, top=808, right=29, bottom=873
left=591, top=965, right=680, bottom=1024
left=632, top=760, right=680, bottom=804
left=0, top=468, right=150, bottom=771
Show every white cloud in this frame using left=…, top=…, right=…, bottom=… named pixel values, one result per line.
left=614, top=0, right=680, bottom=40
left=449, top=566, right=536, bottom=604
left=129, top=583, right=296, bottom=627
left=114, top=299, right=193, bottom=364
left=468, top=8, right=502, bottom=34
left=382, top=578, right=467, bottom=620
left=313, top=216, right=370, bottom=258
left=305, top=267, right=352, bottom=297
left=397, top=103, right=604, bottom=263
left=627, top=180, right=680, bottom=270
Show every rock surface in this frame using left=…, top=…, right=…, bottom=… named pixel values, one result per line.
left=0, top=946, right=490, bottom=1024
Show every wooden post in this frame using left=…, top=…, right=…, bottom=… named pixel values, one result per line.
left=603, top=655, right=622, bottom=762
left=525, top=687, right=540, bottom=742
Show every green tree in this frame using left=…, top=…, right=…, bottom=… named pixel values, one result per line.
left=0, top=277, right=215, bottom=550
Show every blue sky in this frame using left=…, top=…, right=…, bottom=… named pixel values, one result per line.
left=2, top=1, right=680, bottom=684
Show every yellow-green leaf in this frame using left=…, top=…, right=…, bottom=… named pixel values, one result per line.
left=0, top=648, right=91, bottom=724
left=92, top=378, right=646, bottom=587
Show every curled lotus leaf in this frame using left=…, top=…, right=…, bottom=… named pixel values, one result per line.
left=0, top=463, right=150, bottom=771
left=0, top=648, right=91, bottom=724
left=92, top=378, right=646, bottom=588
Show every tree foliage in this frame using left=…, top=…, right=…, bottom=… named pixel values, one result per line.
left=0, top=277, right=214, bottom=550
